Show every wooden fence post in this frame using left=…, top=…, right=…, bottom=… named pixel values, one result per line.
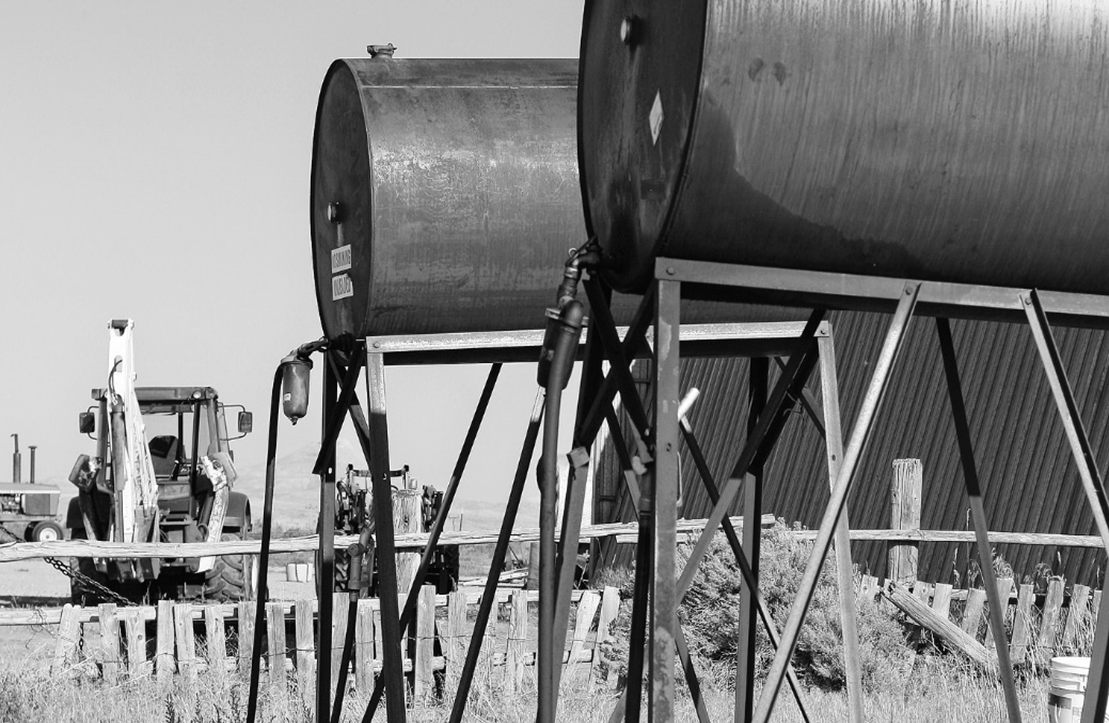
left=505, top=590, right=528, bottom=692
left=594, top=586, right=621, bottom=688
left=295, top=599, right=316, bottom=710
left=121, top=608, right=149, bottom=678
left=204, top=605, right=227, bottom=673
left=983, top=577, right=1014, bottom=650
left=173, top=603, right=197, bottom=684
left=393, top=488, right=422, bottom=601
left=98, top=603, right=120, bottom=684
left=415, top=585, right=436, bottom=702
left=1038, top=576, right=1066, bottom=664
left=156, top=600, right=175, bottom=682
left=331, top=592, right=349, bottom=692
left=1063, top=584, right=1092, bottom=652
left=1010, top=583, right=1035, bottom=664
left=355, top=599, right=375, bottom=692
left=961, top=589, right=986, bottom=637
left=266, top=601, right=287, bottom=695
left=51, top=603, right=82, bottom=677
left=237, top=600, right=254, bottom=677
left=889, top=459, right=922, bottom=587
left=568, top=590, right=601, bottom=681
left=445, top=591, right=467, bottom=693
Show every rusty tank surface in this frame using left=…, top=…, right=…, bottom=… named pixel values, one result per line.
left=311, top=58, right=583, bottom=340
left=311, top=56, right=798, bottom=341
left=579, top=1, right=1109, bottom=298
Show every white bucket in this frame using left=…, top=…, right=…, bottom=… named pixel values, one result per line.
left=285, top=562, right=314, bottom=583
left=1048, top=657, right=1104, bottom=723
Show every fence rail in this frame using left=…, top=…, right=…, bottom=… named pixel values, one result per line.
left=0, top=515, right=774, bottom=562
left=30, top=585, right=623, bottom=706
left=861, top=573, right=1104, bottom=669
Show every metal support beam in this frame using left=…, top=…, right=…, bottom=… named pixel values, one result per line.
left=362, top=351, right=407, bottom=723
left=672, top=311, right=824, bottom=603
left=817, top=332, right=866, bottom=723
left=735, top=357, right=767, bottom=722
left=650, top=277, right=682, bottom=722
left=317, top=356, right=338, bottom=723
left=754, top=282, right=920, bottom=723
left=1022, top=290, right=1109, bottom=723
left=363, top=364, right=502, bottom=719
left=447, top=390, right=544, bottom=723
left=679, top=409, right=811, bottom=722
left=935, top=317, right=1022, bottom=722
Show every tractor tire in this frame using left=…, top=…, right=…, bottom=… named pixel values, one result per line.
left=315, top=547, right=352, bottom=595
left=203, top=531, right=253, bottom=602
left=69, top=528, right=112, bottom=606
left=30, top=521, right=64, bottom=542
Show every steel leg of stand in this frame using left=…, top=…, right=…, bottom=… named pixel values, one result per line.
left=817, top=332, right=866, bottom=723
left=362, top=364, right=502, bottom=719
left=754, top=283, right=919, bottom=723
left=649, top=277, right=682, bottom=723
left=318, top=358, right=338, bottom=723
left=735, top=357, right=767, bottom=722
left=364, top=351, right=407, bottom=723
left=935, top=317, right=1022, bottom=723
left=620, top=503, right=653, bottom=723
left=447, top=390, right=544, bottom=723
left=1022, top=291, right=1109, bottom=723
left=550, top=450, right=591, bottom=694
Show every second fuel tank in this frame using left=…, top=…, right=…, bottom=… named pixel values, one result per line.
left=311, top=58, right=585, bottom=340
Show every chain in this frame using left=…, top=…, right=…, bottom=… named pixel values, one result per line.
left=0, top=523, right=133, bottom=607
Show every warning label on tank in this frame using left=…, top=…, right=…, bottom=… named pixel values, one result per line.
left=650, top=91, right=664, bottom=145
left=331, top=245, right=352, bottom=273
left=332, top=274, right=354, bottom=301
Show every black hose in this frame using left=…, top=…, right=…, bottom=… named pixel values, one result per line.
left=537, top=300, right=584, bottom=723
left=246, top=365, right=283, bottom=723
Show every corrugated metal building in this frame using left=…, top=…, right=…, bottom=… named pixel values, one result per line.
left=594, top=311, right=1109, bottom=587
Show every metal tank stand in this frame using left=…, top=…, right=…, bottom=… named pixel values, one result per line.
left=541, top=273, right=866, bottom=723
left=650, top=258, right=1109, bottom=723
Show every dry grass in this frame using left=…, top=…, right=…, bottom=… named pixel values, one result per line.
left=0, top=652, right=1056, bottom=723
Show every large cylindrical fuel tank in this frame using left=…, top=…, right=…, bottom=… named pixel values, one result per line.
left=579, top=1, right=1109, bottom=297
left=311, top=58, right=584, bottom=339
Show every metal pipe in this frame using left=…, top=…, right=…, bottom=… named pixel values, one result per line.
left=754, top=283, right=920, bottom=723
left=27, top=446, right=35, bottom=484
left=10, top=434, right=18, bottom=485
left=935, top=317, right=1022, bottom=723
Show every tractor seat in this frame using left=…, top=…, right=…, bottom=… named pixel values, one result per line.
left=149, top=435, right=180, bottom=478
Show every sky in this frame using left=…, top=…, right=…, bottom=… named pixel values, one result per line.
left=0, top=2, right=585, bottom=515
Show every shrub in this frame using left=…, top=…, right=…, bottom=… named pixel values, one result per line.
left=596, top=519, right=909, bottom=694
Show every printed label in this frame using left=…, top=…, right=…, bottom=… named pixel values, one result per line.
left=650, top=91, right=664, bottom=145
left=331, top=245, right=352, bottom=273
left=332, top=274, right=354, bottom=301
